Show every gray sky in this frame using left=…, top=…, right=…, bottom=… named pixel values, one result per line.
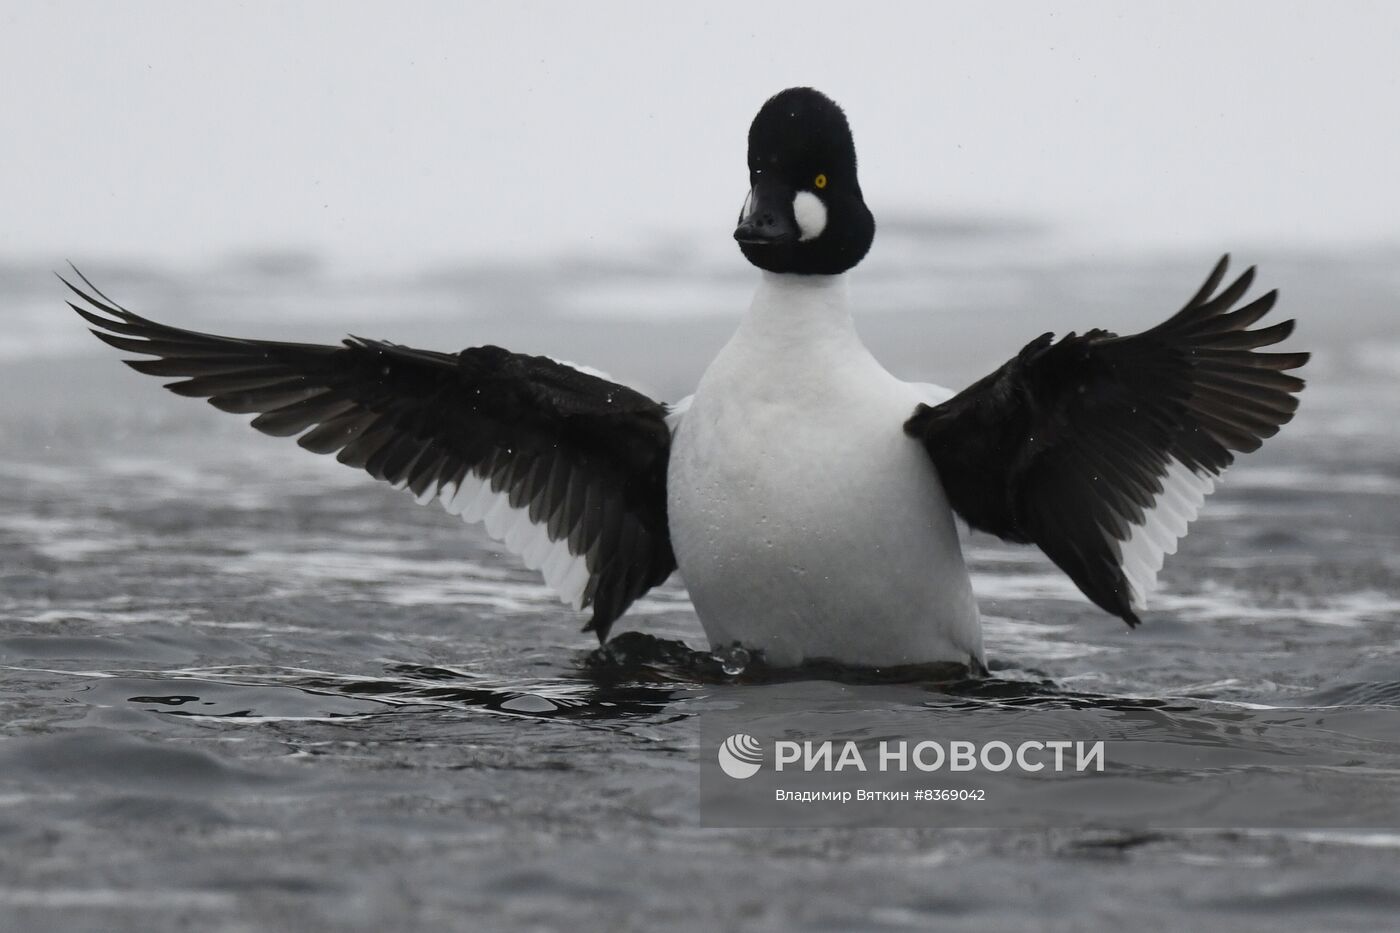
left=4, top=1, right=1398, bottom=269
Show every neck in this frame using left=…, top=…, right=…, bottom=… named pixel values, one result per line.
left=741, top=272, right=853, bottom=343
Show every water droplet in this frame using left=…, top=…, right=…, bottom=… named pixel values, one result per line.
left=713, top=645, right=750, bottom=676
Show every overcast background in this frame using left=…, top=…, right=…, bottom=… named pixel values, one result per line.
left=3, top=1, right=1398, bottom=271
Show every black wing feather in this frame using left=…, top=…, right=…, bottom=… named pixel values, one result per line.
left=65, top=269, right=676, bottom=640
left=905, top=255, right=1307, bottom=626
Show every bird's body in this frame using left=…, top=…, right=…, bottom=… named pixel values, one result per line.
left=65, top=86, right=1308, bottom=672
left=668, top=273, right=980, bottom=667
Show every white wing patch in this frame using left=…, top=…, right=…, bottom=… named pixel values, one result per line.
left=385, top=348, right=608, bottom=611
left=403, top=470, right=593, bottom=611
left=1116, top=456, right=1218, bottom=610
left=382, top=363, right=681, bottom=615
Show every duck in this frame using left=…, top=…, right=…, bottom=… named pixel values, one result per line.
left=65, top=86, right=1308, bottom=672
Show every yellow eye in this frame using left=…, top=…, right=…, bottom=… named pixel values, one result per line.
left=813, top=173, right=828, bottom=189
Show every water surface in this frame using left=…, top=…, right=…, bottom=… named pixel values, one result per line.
left=3, top=250, right=1399, bottom=930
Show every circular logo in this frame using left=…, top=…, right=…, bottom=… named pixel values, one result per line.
left=717, top=733, right=763, bottom=779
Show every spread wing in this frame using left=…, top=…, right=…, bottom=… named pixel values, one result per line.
left=65, top=270, right=677, bottom=640
left=905, top=255, right=1307, bottom=626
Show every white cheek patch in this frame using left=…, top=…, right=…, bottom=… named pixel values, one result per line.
left=792, top=190, right=827, bottom=241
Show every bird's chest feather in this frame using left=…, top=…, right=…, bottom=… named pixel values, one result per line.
left=667, top=353, right=918, bottom=564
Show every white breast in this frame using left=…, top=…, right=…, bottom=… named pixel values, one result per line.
left=666, top=274, right=981, bottom=667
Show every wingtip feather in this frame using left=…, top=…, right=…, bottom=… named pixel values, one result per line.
left=1184, top=255, right=1230, bottom=309
left=66, top=264, right=130, bottom=313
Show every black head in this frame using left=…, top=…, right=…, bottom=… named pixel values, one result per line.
left=734, top=87, right=875, bottom=275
